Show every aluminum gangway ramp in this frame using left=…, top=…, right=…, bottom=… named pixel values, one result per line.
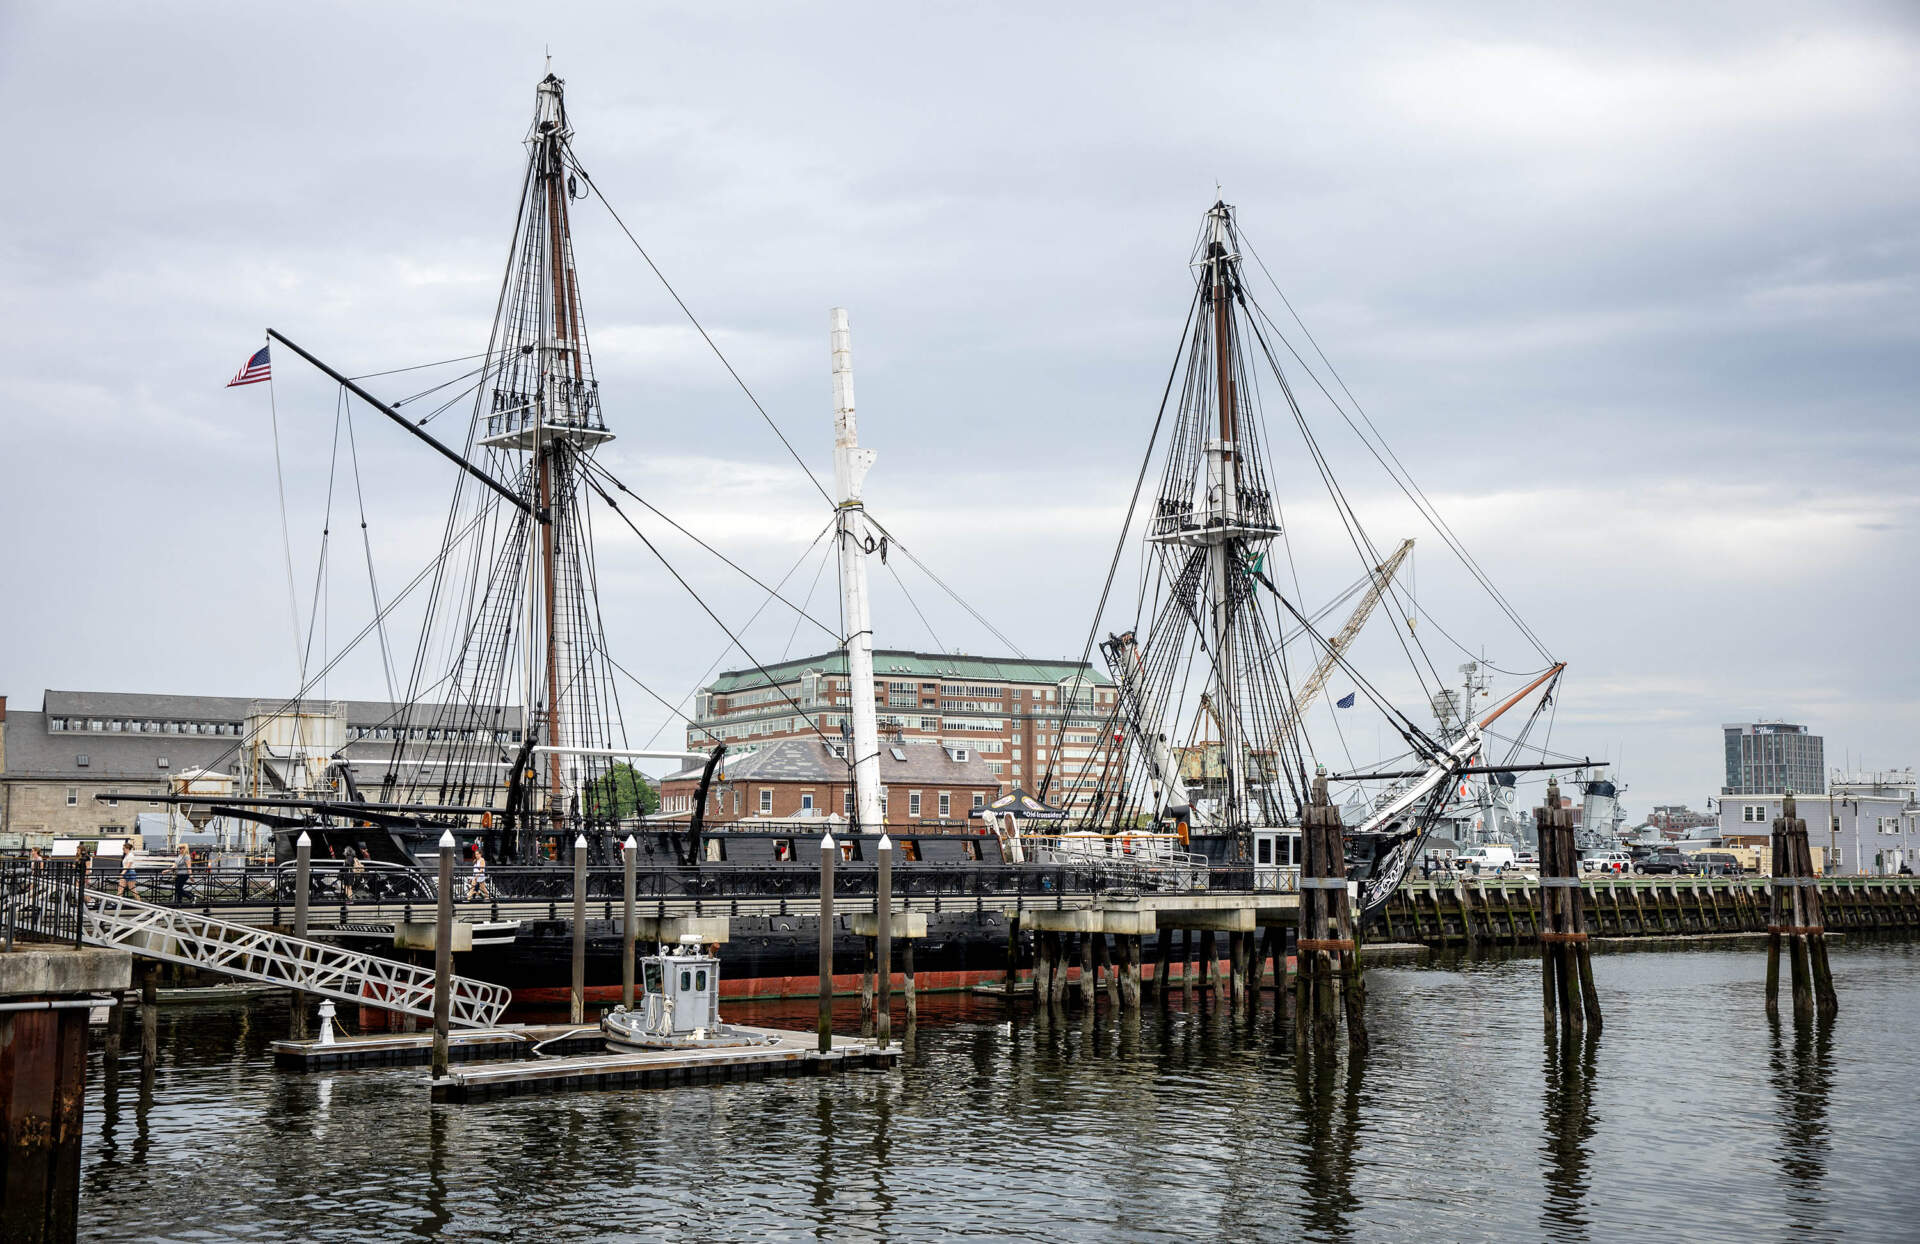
left=82, top=893, right=510, bottom=1028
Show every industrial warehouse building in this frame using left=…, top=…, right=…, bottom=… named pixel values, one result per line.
left=0, top=690, right=523, bottom=851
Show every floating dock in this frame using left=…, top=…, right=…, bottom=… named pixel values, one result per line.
left=273, top=1024, right=603, bottom=1071
left=429, top=1026, right=897, bottom=1102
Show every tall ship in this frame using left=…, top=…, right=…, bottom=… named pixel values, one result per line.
left=1044, top=200, right=1571, bottom=919
left=135, top=79, right=1580, bottom=999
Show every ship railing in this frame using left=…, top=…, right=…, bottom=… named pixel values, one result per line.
left=87, top=861, right=1230, bottom=910
left=1017, top=835, right=1211, bottom=893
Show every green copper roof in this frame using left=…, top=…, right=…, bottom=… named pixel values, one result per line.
left=705, top=648, right=1112, bottom=695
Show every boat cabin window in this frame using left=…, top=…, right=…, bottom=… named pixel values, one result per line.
left=644, top=962, right=664, bottom=994
left=900, top=839, right=921, bottom=861
left=680, top=969, right=692, bottom=991
left=705, top=839, right=726, bottom=862
left=695, top=969, right=708, bottom=991
left=840, top=840, right=863, bottom=862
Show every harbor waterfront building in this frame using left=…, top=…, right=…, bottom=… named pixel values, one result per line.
left=1716, top=768, right=1920, bottom=876
left=685, top=649, right=1120, bottom=816
left=0, top=690, right=523, bottom=852
left=1722, top=721, right=1825, bottom=796
left=657, top=736, right=1004, bottom=835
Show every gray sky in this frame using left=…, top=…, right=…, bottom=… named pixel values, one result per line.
left=2, top=2, right=1915, bottom=813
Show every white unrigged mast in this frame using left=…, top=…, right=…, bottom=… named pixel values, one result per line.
left=831, top=309, right=884, bottom=833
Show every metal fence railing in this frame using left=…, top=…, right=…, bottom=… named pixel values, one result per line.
left=1, top=859, right=84, bottom=946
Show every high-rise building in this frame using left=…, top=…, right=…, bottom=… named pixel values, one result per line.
left=1722, top=721, right=1825, bottom=795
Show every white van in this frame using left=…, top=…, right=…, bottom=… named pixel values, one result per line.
left=1451, top=845, right=1518, bottom=875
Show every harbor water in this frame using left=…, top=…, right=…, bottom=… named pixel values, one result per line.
left=79, top=941, right=1920, bottom=1241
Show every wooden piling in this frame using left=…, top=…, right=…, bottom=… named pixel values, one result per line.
left=1538, top=779, right=1599, bottom=1034
left=139, top=962, right=159, bottom=1069
left=570, top=835, right=588, bottom=1026
left=621, top=834, right=637, bottom=1011
left=1097, top=932, right=1117, bottom=1007
left=1297, top=768, right=1365, bottom=1049
left=903, top=937, right=917, bottom=1027
left=1080, top=933, right=1097, bottom=1008
left=1153, top=931, right=1172, bottom=1006
left=1199, top=930, right=1216, bottom=1003
left=876, top=835, right=893, bottom=1049
left=431, top=831, right=454, bottom=1079
left=291, top=831, right=310, bottom=1041
left=860, top=937, right=876, bottom=1036
left=1181, top=929, right=1194, bottom=1006
left=818, top=834, right=835, bottom=1054
left=1118, top=936, right=1141, bottom=1011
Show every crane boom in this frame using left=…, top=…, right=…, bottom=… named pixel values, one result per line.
left=1284, top=538, right=1414, bottom=729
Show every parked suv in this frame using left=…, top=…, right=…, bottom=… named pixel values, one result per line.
left=1630, top=849, right=1692, bottom=876
left=1691, top=851, right=1745, bottom=877
left=1581, top=851, right=1632, bottom=876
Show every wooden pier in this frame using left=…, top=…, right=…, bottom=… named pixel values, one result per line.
left=1372, top=876, right=1920, bottom=947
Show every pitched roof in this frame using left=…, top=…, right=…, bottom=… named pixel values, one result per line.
left=663, top=736, right=1002, bottom=787
left=704, top=648, right=1111, bottom=695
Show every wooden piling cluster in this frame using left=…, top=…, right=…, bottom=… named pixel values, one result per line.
left=1538, top=778, right=1602, bottom=1033
left=1294, top=770, right=1367, bottom=1050
left=1766, top=792, right=1839, bottom=1021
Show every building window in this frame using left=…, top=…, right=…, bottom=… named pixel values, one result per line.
left=156, top=757, right=169, bottom=769
left=759, top=789, right=772, bottom=815
left=106, top=796, right=118, bottom=808
left=939, top=792, right=952, bottom=818
left=973, top=793, right=986, bottom=809
left=1742, top=805, right=1766, bottom=823
left=734, top=790, right=742, bottom=815
left=843, top=791, right=854, bottom=817
left=908, top=791, right=921, bottom=818
left=888, top=683, right=918, bottom=709
left=76, top=755, right=89, bottom=768
left=66, top=788, right=78, bottom=807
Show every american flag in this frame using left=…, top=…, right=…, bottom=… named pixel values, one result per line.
left=225, top=345, right=271, bottom=387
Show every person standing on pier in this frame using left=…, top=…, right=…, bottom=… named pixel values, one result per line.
left=464, top=851, right=490, bottom=902
left=171, top=847, right=190, bottom=902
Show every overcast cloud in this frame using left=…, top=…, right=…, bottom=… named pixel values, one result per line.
left=2, top=1, right=1915, bottom=812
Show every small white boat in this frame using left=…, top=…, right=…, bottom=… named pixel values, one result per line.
left=600, top=935, right=768, bottom=1052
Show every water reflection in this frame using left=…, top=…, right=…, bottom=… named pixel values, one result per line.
left=1294, top=1041, right=1366, bottom=1239
left=1539, top=1028, right=1599, bottom=1241
left=414, top=1103, right=452, bottom=1238
left=1769, top=1015, right=1834, bottom=1235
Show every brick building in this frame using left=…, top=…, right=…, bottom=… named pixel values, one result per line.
left=657, top=736, right=1003, bottom=833
left=0, top=689, right=523, bottom=852
left=685, top=649, right=1118, bottom=815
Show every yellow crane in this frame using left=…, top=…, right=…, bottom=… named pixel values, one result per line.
left=1281, top=538, right=1415, bottom=733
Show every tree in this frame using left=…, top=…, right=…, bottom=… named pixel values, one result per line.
left=584, top=762, right=659, bottom=820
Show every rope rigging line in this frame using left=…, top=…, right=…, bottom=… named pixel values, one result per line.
left=341, top=396, right=400, bottom=705
left=579, top=469, right=838, bottom=750
left=576, top=455, right=839, bottom=643
left=861, top=514, right=1030, bottom=664
left=1236, top=226, right=1554, bottom=663
left=563, top=154, right=834, bottom=508
left=640, top=516, right=838, bottom=750
left=1043, top=287, right=1201, bottom=801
